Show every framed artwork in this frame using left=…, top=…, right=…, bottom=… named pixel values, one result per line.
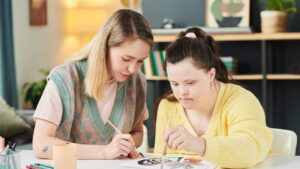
left=205, top=0, right=250, bottom=27
left=29, top=0, right=47, bottom=26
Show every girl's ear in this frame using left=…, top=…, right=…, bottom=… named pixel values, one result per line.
left=209, top=68, right=216, bottom=81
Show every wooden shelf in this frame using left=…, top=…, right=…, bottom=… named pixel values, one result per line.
left=146, top=74, right=300, bottom=81
left=232, top=74, right=263, bottom=80
left=267, top=74, right=300, bottom=80
left=146, top=74, right=263, bottom=81
left=145, top=76, right=168, bottom=81
left=154, top=32, right=300, bottom=42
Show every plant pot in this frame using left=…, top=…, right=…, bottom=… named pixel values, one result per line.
left=260, top=10, right=287, bottom=33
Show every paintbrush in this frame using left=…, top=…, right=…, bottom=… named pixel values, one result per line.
left=107, top=120, right=122, bottom=135
left=161, top=111, right=174, bottom=169
left=107, top=120, right=142, bottom=158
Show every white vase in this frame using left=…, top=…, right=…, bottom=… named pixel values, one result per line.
left=260, top=10, right=287, bottom=33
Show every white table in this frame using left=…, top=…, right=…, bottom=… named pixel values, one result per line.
left=20, top=150, right=300, bottom=169
left=21, top=150, right=126, bottom=169
left=249, top=156, right=300, bottom=169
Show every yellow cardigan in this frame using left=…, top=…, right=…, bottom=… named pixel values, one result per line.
left=154, top=82, right=273, bottom=168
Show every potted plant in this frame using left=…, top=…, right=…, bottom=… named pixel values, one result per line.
left=22, top=69, right=49, bottom=109
left=260, top=0, right=298, bottom=33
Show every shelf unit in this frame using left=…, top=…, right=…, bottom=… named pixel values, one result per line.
left=154, top=32, right=300, bottom=42
left=146, top=74, right=263, bottom=81
left=148, top=32, right=300, bottom=127
left=146, top=74, right=300, bottom=81
left=267, top=74, right=300, bottom=80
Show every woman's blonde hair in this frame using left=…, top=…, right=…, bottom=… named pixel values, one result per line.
left=69, top=9, right=153, bottom=100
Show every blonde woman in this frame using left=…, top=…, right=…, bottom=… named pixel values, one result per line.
left=33, top=9, right=153, bottom=160
left=154, top=27, right=272, bottom=168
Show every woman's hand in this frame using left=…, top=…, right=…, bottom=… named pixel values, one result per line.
left=104, top=134, right=135, bottom=159
left=163, top=125, right=206, bottom=155
left=128, top=149, right=140, bottom=159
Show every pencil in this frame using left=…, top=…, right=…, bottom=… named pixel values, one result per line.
left=161, top=111, right=174, bottom=169
left=107, top=119, right=141, bottom=158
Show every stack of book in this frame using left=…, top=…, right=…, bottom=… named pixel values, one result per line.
left=143, top=50, right=166, bottom=76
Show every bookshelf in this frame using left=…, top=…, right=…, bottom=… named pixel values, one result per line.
left=149, top=32, right=300, bottom=83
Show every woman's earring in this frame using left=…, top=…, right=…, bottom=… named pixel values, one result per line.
left=210, top=81, right=213, bottom=89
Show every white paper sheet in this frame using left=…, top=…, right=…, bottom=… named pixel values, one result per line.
left=120, top=157, right=216, bottom=169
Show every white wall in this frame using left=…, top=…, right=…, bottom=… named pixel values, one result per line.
left=12, top=0, right=124, bottom=108
left=12, top=0, right=68, bottom=108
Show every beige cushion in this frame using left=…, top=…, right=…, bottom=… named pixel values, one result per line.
left=0, top=97, right=31, bottom=138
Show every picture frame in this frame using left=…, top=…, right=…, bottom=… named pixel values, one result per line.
left=29, top=0, right=47, bottom=26
left=205, top=0, right=250, bottom=27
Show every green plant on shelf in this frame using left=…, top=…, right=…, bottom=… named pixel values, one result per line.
left=22, top=69, right=49, bottom=109
left=260, top=0, right=298, bottom=16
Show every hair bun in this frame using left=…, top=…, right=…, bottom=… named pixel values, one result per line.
left=185, top=32, right=197, bottom=38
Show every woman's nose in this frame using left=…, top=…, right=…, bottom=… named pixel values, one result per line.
left=127, top=63, right=138, bottom=74
left=179, top=86, right=189, bottom=96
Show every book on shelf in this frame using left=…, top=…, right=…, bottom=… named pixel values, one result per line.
left=152, top=26, right=252, bottom=35
left=220, top=56, right=238, bottom=74
left=144, top=50, right=167, bottom=77
left=160, top=50, right=166, bottom=66
left=143, top=56, right=153, bottom=76
left=150, top=51, right=159, bottom=76
left=143, top=52, right=238, bottom=77
left=154, top=50, right=165, bottom=76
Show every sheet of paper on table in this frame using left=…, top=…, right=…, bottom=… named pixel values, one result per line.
left=119, top=155, right=216, bottom=169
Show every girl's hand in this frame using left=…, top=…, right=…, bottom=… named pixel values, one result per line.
left=104, top=134, right=135, bottom=159
left=163, top=125, right=206, bottom=155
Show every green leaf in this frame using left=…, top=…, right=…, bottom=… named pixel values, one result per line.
left=22, top=69, right=50, bottom=108
left=262, top=0, right=298, bottom=16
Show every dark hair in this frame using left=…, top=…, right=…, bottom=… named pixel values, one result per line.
left=161, top=27, right=235, bottom=102
left=165, top=27, right=231, bottom=83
